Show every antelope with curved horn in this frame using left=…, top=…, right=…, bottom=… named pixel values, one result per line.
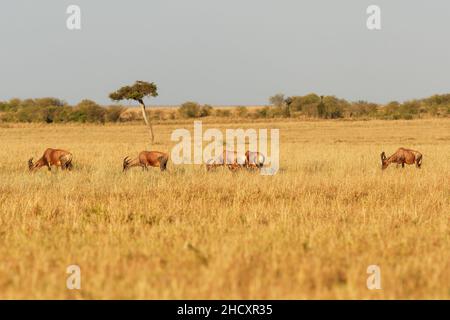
left=123, top=151, right=169, bottom=172
left=245, top=151, right=265, bottom=169
left=28, top=148, right=73, bottom=172
left=380, top=148, right=423, bottom=170
left=206, top=150, right=246, bottom=171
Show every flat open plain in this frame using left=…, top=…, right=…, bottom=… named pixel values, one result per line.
left=0, top=119, right=448, bottom=299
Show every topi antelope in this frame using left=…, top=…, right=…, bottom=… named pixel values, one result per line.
left=28, top=148, right=73, bottom=172
left=123, top=151, right=169, bottom=172
left=206, top=150, right=246, bottom=171
left=245, top=151, right=265, bottom=169
left=380, top=148, right=423, bottom=170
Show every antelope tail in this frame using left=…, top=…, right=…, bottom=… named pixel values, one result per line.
left=60, top=154, right=73, bottom=170
left=158, top=155, right=169, bottom=171
left=258, top=154, right=266, bottom=168
left=416, top=153, right=423, bottom=168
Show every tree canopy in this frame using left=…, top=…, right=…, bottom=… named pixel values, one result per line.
left=109, top=81, right=158, bottom=104
left=109, top=81, right=158, bottom=143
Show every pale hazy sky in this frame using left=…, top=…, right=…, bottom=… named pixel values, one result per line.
left=0, top=0, right=449, bottom=105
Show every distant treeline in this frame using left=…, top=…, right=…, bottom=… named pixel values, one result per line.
left=0, top=93, right=449, bottom=123
left=0, top=98, right=124, bottom=124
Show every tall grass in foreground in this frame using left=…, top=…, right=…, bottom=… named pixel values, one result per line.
left=0, top=119, right=449, bottom=299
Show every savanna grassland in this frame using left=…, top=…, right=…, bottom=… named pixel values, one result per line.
left=0, top=119, right=449, bottom=299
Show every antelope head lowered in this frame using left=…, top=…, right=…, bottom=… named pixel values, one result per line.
left=123, top=151, right=169, bottom=172
left=380, top=148, right=423, bottom=170
left=380, top=152, right=388, bottom=170
left=245, top=151, right=265, bottom=169
left=28, top=148, right=73, bottom=172
left=205, top=150, right=246, bottom=172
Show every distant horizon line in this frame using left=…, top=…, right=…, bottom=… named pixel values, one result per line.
left=2, top=91, right=449, bottom=107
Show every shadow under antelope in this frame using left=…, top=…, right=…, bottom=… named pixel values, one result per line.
left=380, top=148, right=423, bottom=170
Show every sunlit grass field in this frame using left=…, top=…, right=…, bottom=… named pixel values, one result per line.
left=0, top=119, right=449, bottom=299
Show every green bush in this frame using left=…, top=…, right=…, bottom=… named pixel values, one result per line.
left=200, top=104, right=213, bottom=117
left=425, top=94, right=450, bottom=106
left=177, top=102, right=212, bottom=118
left=256, top=106, right=270, bottom=118
left=322, top=96, right=346, bottom=119
left=269, top=94, right=285, bottom=107
left=8, top=98, right=21, bottom=110
left=70, top=99, right=106, bottom=123
left=289, top=94, right=321, bottom=112
left=10, top=103, right=71, bottom=124
left=302, top=103, right=319, bottom=117
left=348, top=101, right=378, bottom=117
left=215, top=109, right=232, bottom=117
left=384, top=101, right=400, bottom=114
left=285, top=94, right=346, bottom=118
left=25, top=97, right=66, bottom=108
left=399, top=100, right=420, bottom=115
left=0, top=101, right=9, bottom=112
left=235, top=106, right=248, bottom=117
left=178, top=102, right=201, bottom=118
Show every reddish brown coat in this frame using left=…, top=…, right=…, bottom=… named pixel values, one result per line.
left=29, top=148, right=73, bottom=171
left=381, top=148, right=422, bottom=170
left=206, top=150, right=246, bottom=171
left=123, top=151, right=169, bottom=172
left=245, top=151, right=265, bottom=169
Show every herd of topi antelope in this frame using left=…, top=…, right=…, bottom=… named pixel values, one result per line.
left=27, top=148, right=266, bottom=173
left=27, top=147, right=423, bottom=173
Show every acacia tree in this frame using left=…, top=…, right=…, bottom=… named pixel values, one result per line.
left=269, top=93, right=285, bottom=107
left=109, top=81, right=158, bottom=143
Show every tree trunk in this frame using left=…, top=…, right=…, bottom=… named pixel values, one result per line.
left=139, top=100, right=154, bottom=144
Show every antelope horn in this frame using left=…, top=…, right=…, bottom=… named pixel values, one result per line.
left=123, top=156, right=130, bottom=171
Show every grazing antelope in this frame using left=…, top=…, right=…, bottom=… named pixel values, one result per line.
left=123, top=151, right=169, bottom=172
left=380, top=148, right=423, bottom=170
left=206, top=150, right=246, bottom=171
left=245, top=151, right=265, bottom=169
left=28, top=148, right=73, bottom=172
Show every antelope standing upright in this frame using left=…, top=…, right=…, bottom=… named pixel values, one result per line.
left=28, top=148, right=73, bottom=172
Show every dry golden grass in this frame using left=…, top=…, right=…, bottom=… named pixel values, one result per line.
left=0, top=119, right=449, bottom=299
